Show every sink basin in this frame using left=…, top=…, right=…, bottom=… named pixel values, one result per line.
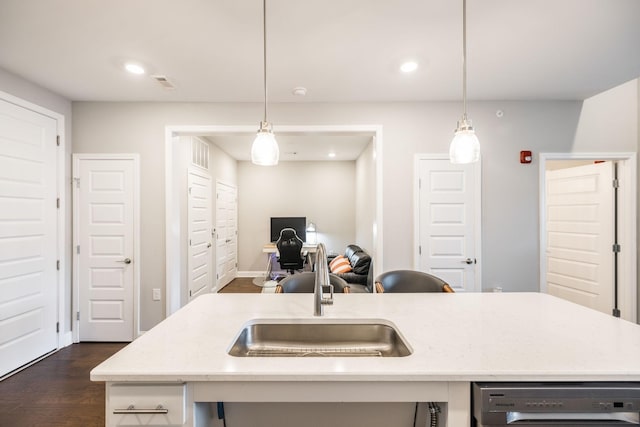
left=228, top=319, right=412, bottom=357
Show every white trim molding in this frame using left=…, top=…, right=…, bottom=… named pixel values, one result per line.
left=165, top=124, right=383, bottom=316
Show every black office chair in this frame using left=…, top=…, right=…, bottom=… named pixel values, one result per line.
left=275, top=272, right=350, bottom=293
left=374, top=270, right=455, bottom=293
left=275, top=228, right=305, bottom=274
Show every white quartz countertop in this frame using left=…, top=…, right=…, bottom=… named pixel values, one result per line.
left=90, top=292, right=640, bottom=383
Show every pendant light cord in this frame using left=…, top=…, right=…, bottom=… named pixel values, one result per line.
left=462, top=0, right=468, bottom=120
left=263, top=0, right=268, bottom=123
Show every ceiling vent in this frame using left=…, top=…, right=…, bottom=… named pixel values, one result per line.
left=150, top=75, right=175, bottom=90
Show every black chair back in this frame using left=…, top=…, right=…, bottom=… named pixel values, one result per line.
left=375, top=270, right=454, bottom=293
left=275, top=228, right=304, bottom=273
left=277, top=272, right=350, bottom=293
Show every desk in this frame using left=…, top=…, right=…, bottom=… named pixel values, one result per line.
left=252, top=243, right=317, bottom=286
left=262, top=243, right=318, bottom=253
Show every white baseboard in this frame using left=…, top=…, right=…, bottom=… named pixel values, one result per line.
left=237, top=270, right=265, bottom=278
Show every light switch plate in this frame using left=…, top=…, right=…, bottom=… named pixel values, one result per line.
left=152, top=288, right=161, bottom=301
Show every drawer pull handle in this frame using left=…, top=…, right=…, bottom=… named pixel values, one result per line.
left=114, top=404, right=168, bottom=414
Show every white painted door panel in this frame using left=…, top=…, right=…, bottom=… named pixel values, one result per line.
left=215, top=182, right=237, bottom=291
left=188, top=170, right=212, bottom=300
left=0, top=99, right=58, bottom=377
left=417, top=158, right=479, bottom=292
left=77, top=158, right=135, bottom=341
left=545, top=162, right=614, bottom=315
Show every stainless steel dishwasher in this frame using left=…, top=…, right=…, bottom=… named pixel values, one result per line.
left=472, top=382, right=640, bottom=426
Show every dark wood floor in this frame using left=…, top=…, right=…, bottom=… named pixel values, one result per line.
left=218, top=277, right=263, bottom=293
left=0, top=342, right=126, bottom=427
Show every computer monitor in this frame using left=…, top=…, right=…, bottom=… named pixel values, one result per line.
left=270, top=217, right=306, bottom=242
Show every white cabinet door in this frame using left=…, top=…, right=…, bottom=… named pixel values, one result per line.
left=107, top=383, right=186, bottom=427
left=0, top=98, right=58, bottom=377
left=417, top=157, right=481, bottom=292
left=545, top=161, right=614, bottom=315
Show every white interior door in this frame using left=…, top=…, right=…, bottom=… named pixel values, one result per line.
left=188, top=169, right=212, bottom=300
left=545, top=161, right=614, bottom=315
left=215, top=182, right=237, bottom=291
left=0, top=99, right=58, bottom=377
left=416, top=157, right=481, bottom=292
left=75, top=156, right=137, bottom=341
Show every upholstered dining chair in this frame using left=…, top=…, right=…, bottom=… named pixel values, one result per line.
left=275, top=272, right=350, bottom=293
left=374, top=270, right=455, bottom=293
left=275, top=227, right=305, bottom=274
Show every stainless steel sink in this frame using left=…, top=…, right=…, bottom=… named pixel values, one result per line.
left=228, top=319, right=412, bottom=357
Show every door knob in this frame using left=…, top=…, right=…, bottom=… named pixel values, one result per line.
left=117, top=258, right=132, bottom=264
left=462, top=258, right=475, bottom=265
left=207, top=243, right=212, bottom=248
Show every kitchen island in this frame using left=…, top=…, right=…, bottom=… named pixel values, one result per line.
left=91, top=292, right=640, bottom=426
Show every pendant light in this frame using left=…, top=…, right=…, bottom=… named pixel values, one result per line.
left=449, top=0, right=480, bottom=164
left=251, top=0, right=279, bottom=166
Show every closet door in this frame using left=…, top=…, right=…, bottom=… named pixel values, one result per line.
left=0, top=98, right=58, bottom=377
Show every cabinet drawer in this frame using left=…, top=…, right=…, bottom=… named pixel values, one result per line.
left=108, top=383, right=186, bottom=427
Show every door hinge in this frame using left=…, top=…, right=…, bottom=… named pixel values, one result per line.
left=189, top=290, right=192, bottom=297
left=189, top=239, right=192, bottom=246
left=418, top=178, right=421, bottom=189
left=76, top=311, right=80, bottom=321
left=216, top=273, right=219, bottom=279
left=418, top=245, right=421, bottom=255
left=613, top=244, right=621, bottom=253
left=188, top=187, right=192, bottom=195
left=76, top=245, right=80, bottom=254
left=56, top=135, right=60, bottom=146
left=613, top=178, right=620, bottom=188
left=56, top=322, right=59, bottom=333
left=56, top=260, right=60, bottom=270
left=56, top=197, right=60, bottom=209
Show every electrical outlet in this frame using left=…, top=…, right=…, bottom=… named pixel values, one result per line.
left=152, top=288, right=161, bottom=301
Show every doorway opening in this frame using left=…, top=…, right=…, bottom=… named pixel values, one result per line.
left=539, top=152, right=637, bottom=323
left=164, top=125, right=383, bottom=316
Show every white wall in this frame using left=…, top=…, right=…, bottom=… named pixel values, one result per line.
left=237, top=160, right=356, bottom=272
left=71, top=90, right=639, bottom=328
left=0, top=67, right=74, bottom=335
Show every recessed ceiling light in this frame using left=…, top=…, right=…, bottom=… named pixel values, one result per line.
left=292, top=86, right=307, bottom=96
left=328, top=152, right=336, bottom=158
left=400, top=61, right=418, bottom=73
left=124, top=63, right=145, bottom=75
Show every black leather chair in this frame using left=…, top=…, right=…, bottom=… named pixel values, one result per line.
left=275, top=272, right=350, bottom=293
left=275, top=228, right=305, bottom=274
left=374, top=270, right=454, bottom=293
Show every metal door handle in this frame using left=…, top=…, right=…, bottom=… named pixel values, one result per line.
left=462, top=258, right=475, bottom=264
left=113, top=404, right=168, bottom=415
left=225, top=239, right=231, bottom=243
left=117, top=258, right=132, bottom=264
left=207, top=243, right=212, bottom=248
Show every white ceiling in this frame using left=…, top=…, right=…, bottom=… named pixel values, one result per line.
left=1, top=1, right=639, bottom=161
left=1, top=0, right=639, bottom=104
left=206, top=133, right=372, bottom=162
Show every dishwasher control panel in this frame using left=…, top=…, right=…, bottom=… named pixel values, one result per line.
left=473, top=382, right=640, bottom=426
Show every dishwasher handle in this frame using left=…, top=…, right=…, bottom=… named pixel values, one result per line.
left=506, top=411, right=640, bottom=425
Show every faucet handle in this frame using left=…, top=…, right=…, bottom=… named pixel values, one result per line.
left=322, top=284, right=334, bottom=305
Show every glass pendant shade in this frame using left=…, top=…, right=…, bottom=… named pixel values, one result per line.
left=449, top=118, right=480, bottom=164
left=251, top=123, right=279, bottom=166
